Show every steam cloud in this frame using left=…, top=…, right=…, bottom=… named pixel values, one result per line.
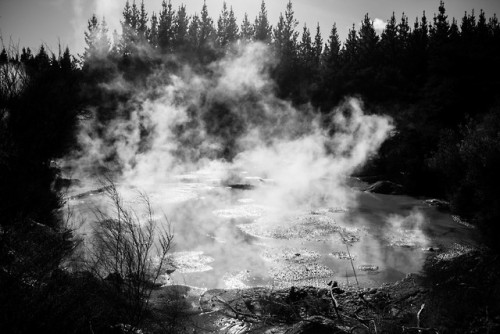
left=64, top=41, right=398, bottom=288
left=69, top=42, right=394, bottom=213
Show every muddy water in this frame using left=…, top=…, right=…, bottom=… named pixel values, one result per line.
left=68, top=173, right=479, bottom=290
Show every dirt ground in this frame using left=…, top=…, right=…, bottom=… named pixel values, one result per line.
left=145, top=246, right=500, bottom=334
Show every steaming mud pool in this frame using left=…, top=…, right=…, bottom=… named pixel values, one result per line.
left=68, top=171, right=479, bottom=290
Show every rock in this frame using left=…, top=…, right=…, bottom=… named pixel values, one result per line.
left=422, top=247, right=441, bottom=252
left=227, top=184, right=256, bottom=190
left=364, top=181, right=404, bottom=195
left=358, top=264, right=379, bottom=272
left=424, top=199, right=450, bottom=211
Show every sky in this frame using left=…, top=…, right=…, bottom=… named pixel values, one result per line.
left=1, top=0, right=500, bottom=56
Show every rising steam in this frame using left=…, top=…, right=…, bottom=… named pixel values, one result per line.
left=69, top=42, right=393, bottom=212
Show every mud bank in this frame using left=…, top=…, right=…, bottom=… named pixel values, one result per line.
left=146, top=245, right=500, bottom=333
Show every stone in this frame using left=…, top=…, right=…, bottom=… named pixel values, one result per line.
left=364, top=180, right=404, bottom=195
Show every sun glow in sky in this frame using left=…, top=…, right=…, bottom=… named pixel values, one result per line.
left=1, top=0, right=499, bottom=55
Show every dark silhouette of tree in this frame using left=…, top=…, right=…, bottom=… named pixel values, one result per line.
left=273, top=1, right=299, bottom=100
left=0, top=48, right=7, bottom=64
left=312, top=24, right=323, bottom=69
left=240, top=13, right=254, bottom=43
left=120, top=0, right=143, bottom=56
left=460, top=10, right=476, bottom=39
left=173, top=4, right=189, bottom=51
left=254, top=0, right=272, bottom=43
left=199, top=1, right=215, bottom=46
left=380, top=12, right=398, bottom=64
left=216, top=2, right=239, bottom=49
left=323, top=23, right=340, bottom=70
left=138, top=0, right=149, bottom=40
left=83, top=14, right=99, bottom=60
left=343, top=24, right=358, bottom=65
left=149, top=12, right=159, bottom=47
left=398, top=12, right=411, bottom=50
left=358, top=14, right=379, bottom=64
left=188, top=13, right=200, bottom=50
left=430, top=0, right=450, bottom=44
left=158, top=0, right=175, bottom=53
left=299, top=24, right=313, bottom=66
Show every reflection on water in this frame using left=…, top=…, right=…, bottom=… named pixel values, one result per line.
left=68, top=173, right=479, bottom=289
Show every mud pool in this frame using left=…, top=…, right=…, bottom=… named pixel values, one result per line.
left=67, top=170, right=479, bottom=290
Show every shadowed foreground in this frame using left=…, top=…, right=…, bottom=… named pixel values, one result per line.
left=145, top=247, right=500, bottom=334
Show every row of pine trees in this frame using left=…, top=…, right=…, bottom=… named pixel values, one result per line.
left=81, top=0, right=500, bottom=105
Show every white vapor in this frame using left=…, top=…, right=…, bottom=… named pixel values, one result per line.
left=94, top=0, right=123, bottom=35
left=66, top=42, right=395, bottom=288
left=70, top=42, right=393, bottom=211
left=373, top=18, right=387, bottom=34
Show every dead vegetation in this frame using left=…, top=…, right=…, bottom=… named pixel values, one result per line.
left=142, top=244, right=500, bottom=334
left=85, top=182, right=174, bottom=329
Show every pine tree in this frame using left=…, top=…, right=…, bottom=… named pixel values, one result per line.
left=430, top=0, right=450, bottom=44
left=97, top=17, right=111, bottom=55
left=407, top=11, right=430, bottom=81
left=35, top=45, right=50, bottom=70
left=217, top=2, right=228, bottom=48
left=130, top=0, right=140, bottom=31
left=460, top=10, right=476, bottom=39
left=488, top=14, right=500, bottom=38
left=254, top=0, right=272, bottom=43
left=138, top=0, right=148, bottom=40
left=240, top=13, right=254, bottom=43
left=272, top=1, right=300, bottom=99
left=122, top=0, right=132, bottom=28
left=216, top=2, right=238, bottom=48
left=323, top=23, right=340, bottom=68
left=0, top=48, right=7, bottom=64
left=199, top=1, right=215, bottom=47
left=60, top=47, right=74, bottom=72
left=83, top=14, right=99, bottom=60
left=398, top=12, right=411, bottom=50
left=226, top=7, right=239, bottom=45
left=449, top=18, right=459, bottom=41
left=299, top=24, right=314, bottom=66
left=312, top=23, right=323, bottom=68
left=121, top=1, right=139, bottom=56
left=173, top=5, right=190, bottom=51
left=380, top=12, right=398, bottom=62
left=83, top=15, right=110, bottom=60
left=149, top=12, right=159, bottom=47
left=477, top=9, right=489, bottom=40
left=188, top=14, right=200, bottom=50
left=343, top=24, right=358, bottom=63
left=357, top=13, right=379, bottom=65
left=273, top=0, right=299, bottom=59
left=20, top=47, right=33, bottom=64
left=158, top=0, right=175, bottom=52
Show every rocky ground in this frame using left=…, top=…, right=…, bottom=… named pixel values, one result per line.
left=144, top=245, right=500, bottom=334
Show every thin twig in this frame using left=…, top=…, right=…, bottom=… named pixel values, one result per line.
left=329, top=286, right=343, bottom=323
left=402, top=326, right=436, bottom=333
left=417, top=303, right=425, bottom=329
left=339, top=231, right=359, bottom=288
left=215, top=296, right=261, bottom=323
